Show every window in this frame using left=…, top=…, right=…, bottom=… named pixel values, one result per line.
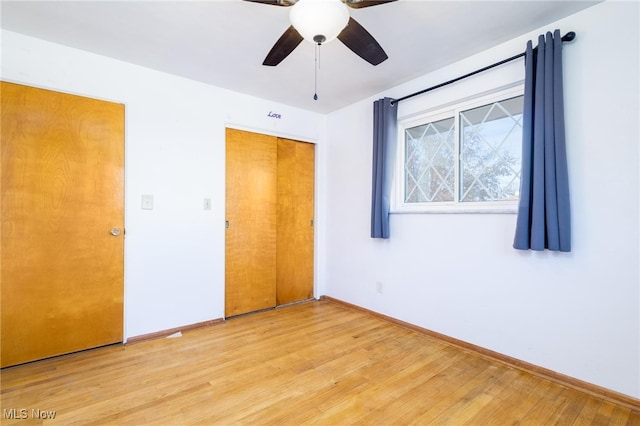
left=394, top=88, right=524, bottom=213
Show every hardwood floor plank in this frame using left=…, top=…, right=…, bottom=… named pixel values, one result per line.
left=1, top=301, right=638, bottom=425
left=551, top=390, right=591, bottom=424
left=572, top=398, right=604, bottom=425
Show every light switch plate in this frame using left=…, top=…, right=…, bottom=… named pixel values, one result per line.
left=141, top=194, right=154, bottom=210
left=204, top=198, right=212, bottom=210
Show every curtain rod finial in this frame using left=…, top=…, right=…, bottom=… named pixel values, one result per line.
left=562, top=31, right=576, bottom=42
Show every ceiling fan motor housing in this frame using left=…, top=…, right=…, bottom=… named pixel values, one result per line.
left=255, top=0, right=393, bottom=67
left=290, top=0, right=350, bottom=44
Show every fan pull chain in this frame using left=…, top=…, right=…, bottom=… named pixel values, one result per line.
left=313, top=42, right=320, bottom=101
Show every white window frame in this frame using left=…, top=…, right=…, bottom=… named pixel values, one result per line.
left=392, top=85, right=524, bottom=214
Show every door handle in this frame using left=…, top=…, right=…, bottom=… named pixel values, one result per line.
left=110, top=228, right=121, bottom=236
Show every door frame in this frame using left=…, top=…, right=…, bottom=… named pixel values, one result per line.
left=223, top=124, right=319, bottom=316
left=0, top=81, right=128, bottom=365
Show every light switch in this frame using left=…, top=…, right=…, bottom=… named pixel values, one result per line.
left=141, top=194, right=154, bottom=210
left=203, top=198, right=212, bottom=210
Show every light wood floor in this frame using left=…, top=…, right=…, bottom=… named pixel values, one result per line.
left=1, top=300, right=638, bottom=425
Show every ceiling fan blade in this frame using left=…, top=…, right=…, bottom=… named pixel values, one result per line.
left=337, top=17, right=388, bottom=66
left=263, top=26, right=304, bottom=66
left=243, top=0, right=295, bottom=6
left=344, top=0, right=397, bottom=9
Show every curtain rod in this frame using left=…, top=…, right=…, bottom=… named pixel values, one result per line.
left=391, top=31, right=576, bottom=106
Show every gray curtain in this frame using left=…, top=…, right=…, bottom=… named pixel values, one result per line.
left=514, top=30, right=571, bottom=252
left=371, top=97, right=397, bottom=239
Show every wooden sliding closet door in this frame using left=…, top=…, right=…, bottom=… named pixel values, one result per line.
left=225, top=128, right=277, bottom=317
left=277, top=138, right=314, bottom=305
left=1, top=82, right=124, bottom=367
left=225, top=129, right=315, bottom=317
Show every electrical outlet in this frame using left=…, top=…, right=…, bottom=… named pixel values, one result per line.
left=376, top=281, right=383, bottom=294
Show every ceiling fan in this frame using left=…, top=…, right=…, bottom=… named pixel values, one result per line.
left=245, top=0, right=397, bottom=66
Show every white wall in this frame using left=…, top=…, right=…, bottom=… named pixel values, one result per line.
left=325, top=1, right=639, bottom=398
left=1, top=30, right=328, bottom=339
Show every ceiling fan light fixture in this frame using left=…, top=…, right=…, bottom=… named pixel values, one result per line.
left=290, top=0, right=349, bottom=44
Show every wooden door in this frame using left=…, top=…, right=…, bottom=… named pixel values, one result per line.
left=276, top=138, right=315, bottom=305
left=1, top=82, right=125, bottom=367
left=225, top=128, right=277, bottom=317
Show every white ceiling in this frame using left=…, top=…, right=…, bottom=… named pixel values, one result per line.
left=1, top=0, right=597, bottom=113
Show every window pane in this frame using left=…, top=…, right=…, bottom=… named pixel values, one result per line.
left=404, top=117, right=455, bottom=203
left=459, top=95, right=523, bottom=202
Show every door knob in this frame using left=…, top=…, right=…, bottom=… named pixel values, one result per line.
left=110, top=228, right=121, bottom=236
